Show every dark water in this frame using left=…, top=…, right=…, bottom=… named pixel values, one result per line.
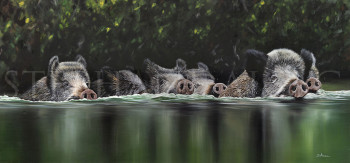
left=0, top=91, right=350, bottom=163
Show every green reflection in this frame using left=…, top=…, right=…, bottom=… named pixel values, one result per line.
left=0, top=92, right=350, bottom=162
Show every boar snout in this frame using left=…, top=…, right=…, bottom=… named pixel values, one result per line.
left=306, top=77, right=321, bottom=93
left=212, top=83, right=227, bottom=96
left=80, top=89, right=98, bottom=100
left=176, top=79, right=194, bottom=95
left=289, top=79, right=309, bottom=99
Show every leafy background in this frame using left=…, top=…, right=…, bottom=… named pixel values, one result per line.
left=1, top=0, right=350, bottom=94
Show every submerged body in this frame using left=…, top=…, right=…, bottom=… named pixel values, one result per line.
left=21, top=77, right=51, bottom=101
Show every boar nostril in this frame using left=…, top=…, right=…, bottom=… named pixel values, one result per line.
left=315, top=82, right=319, bottom=87
left=302, top=85, right=307, bottom=91
left=307, top=81, right=312, bottom=87
left=188, top=83, right=192, bottom=89
left=216, top=86, right=219, bottom=92
left=91, top=94, right=95, bottom=99
left=180, top=83, right=184, bottom=90
left=84, top=93, right=87, bottom=99
left=291, top=85, right=297, bottom=91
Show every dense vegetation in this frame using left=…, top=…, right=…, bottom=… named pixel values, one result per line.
left=1, top=0, right=350, bottom=94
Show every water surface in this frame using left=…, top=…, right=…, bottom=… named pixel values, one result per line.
left=0, top=90, right=350, bottom=163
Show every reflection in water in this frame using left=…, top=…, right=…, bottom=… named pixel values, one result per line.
left=0, top=92, right=350, bottom=162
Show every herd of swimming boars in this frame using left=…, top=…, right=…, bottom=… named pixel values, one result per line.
left=20, top=48, right=322, bottom=101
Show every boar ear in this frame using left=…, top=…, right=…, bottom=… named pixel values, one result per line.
left=144, top=58, right=159, bottom=75
left=176, top=59, right=186, bottom=71
left=300, top=49, right=316, bottom=65
left=300, top=49, right=315, bottom=80
left=48, top=56, right=59, bottom=76
left=101, top=66, right=117, bottom=83
left=197, top=62, right=209, bottom=71
left=144, top=58, right=152, bottom=67
left=76, top=55, right=87, bottom=68
left=47, top=56, right=59, bottom=89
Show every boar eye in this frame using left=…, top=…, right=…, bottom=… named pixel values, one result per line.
left=271, top=75, right=278, bottom=83
left=63, top=80, right=70, bottom=87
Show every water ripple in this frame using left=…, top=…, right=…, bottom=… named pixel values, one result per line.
left=1, top=90, right=350, bottom=105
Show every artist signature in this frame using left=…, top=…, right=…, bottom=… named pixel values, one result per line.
left=316, top=153, right=330, bottom=158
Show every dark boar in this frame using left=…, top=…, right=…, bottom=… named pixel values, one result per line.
left=91, top=67, right=146, bottom=97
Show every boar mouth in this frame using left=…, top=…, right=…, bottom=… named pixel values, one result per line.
left=134, top=88, right=147, bottom=94
left=67, top=96, right=80, bottom=101
left=137, top=90, right=146, bottom=94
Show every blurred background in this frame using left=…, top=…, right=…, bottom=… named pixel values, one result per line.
left=1, top=0, right=350, bottom=95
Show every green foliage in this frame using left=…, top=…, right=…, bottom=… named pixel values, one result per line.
left=0, top=0, right=350, bottom=91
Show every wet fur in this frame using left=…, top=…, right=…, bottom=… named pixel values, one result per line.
left=182, top=62, right=216, bottom=95
left=91, top=67, right=146, bottom=97
left=20, top=77, right=51, bottom=101
left=219, top=71, right=259, bottom=97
